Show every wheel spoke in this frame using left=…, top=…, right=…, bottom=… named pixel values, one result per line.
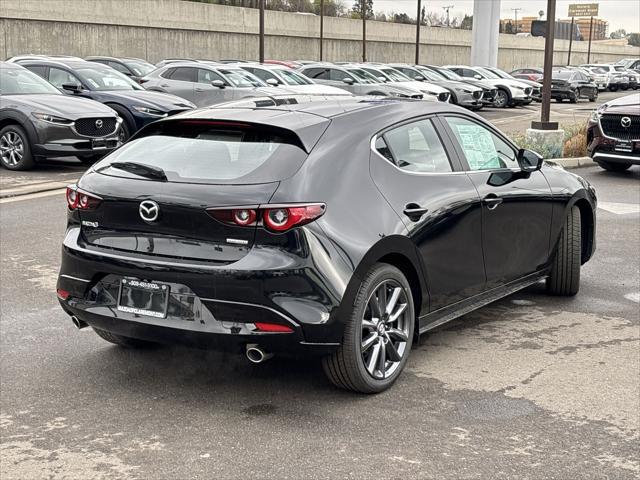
left=377, top=285, right=387, bottom=315
left=384, top=338, right=402, bottom=362
left=385, top=287, right=402, bottom=316
left=362, top=319, right=377, bottom=331
left=387, top=302, right=407, bottom=323
left=387, top=328, right=408, bottom=342
left=377, top=338, right=386, bottom=377
left=368, top=295, right=381, bottom=318
left=361, top=332, right=377, bottom=353
left=366, top=341, right=381, bottom=376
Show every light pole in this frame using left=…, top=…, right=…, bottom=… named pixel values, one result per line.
left=319, top=0, right=324, bottom=61
left=415, top=0, right=422, bottom=64
left=259, top=0, right=265, bottom=63
left=442, top=5, right=454, bottom=27
left=512, top=8, right=521, bottom=34
left=533, top=0, right=558, bottom=130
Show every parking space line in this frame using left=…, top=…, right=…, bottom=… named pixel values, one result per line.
left=598, top=202, right=640, bottom=215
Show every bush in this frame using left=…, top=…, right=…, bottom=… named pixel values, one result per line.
left=510, top=123, right=587, bottom=159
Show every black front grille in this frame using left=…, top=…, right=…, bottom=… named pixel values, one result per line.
left=74, top=117, right=117, bottom=137
left=472, top=90, right=482, bottom=100
left=600, top=114, right=640, bottom=141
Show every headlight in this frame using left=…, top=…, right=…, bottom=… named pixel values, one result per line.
left=32, top=113, right=74, bottom=125
left=589, top=110, right=601, bottom=122
left=388, top=91, right=409, bottom=98
left=132, top=106, right=168, bottom=117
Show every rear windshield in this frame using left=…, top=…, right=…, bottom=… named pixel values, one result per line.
left=94, top=123, right=307, bottom=184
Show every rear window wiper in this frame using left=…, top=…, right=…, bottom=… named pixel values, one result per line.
left=106, top=162, right=168, bottom=181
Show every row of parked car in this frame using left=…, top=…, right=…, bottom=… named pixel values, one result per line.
left=0, top=54, right=638, bottom=170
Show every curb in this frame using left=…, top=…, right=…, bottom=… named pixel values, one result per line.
left=0, top=180, right=73, bottom=199
left=547, top=157, right=594, bottom=169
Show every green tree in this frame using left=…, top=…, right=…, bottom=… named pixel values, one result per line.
left=351, top=0, right=374, bottom=19
left=628, top=33, right=640, bottom=47
left=460, top=14, right=473, bottom=30
left=610, top=28, right=627, bottom=39
left=314, top=0, right=346, bottom=16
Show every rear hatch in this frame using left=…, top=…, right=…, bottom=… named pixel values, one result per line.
left=77, top=117, right=323, bottom=264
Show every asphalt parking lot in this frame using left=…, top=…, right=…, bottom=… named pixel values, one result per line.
left=1, top=154, right=639, bottom=478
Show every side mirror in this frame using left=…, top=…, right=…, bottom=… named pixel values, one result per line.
left=266, top=78, right=279, bottom=86
left=61, top=83, right=82, bottom=93
left=342, top=77, right=355, bottom=85
left=376, top=76, right=387, bottom=83
left=518, top=148, right=543, bottom=172
left=211, top=79, right=225, bottom=88
left=474, top=74, right=482, bottom=80
left=414, top=75, right=425, bottom=81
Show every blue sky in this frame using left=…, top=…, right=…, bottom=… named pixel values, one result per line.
left=363, top=0, right=640, bottom=33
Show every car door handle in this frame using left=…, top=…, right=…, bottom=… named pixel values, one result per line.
left=160, top=83, right=169, bottom=87
left=195, top=87, right=204, bottom=92
left=403, top=204, right=429, bottom=222
left=483, top=194, right=503, bottom=210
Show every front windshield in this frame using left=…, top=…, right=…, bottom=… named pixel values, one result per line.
left=381, top=68, right=411, bottom=82
left=220, top=69, right=265, bottom=87
left=362, top=68, right=389, bottom=82
left=77, top=66, right=142, bottom=91
left=278, top=69, right=312, bottom=85
left=475, top=67, right=499, bottom=79
left=435, top=67, right=464, bottom=81
left=124, top=60, right=155, bottom=77
left=415, top=67, right=445, bottom=81
left=0, top=67, right=61, bottom=95
left=488, top=68, right=511, bottom=79
left=589, top=67, right=608, bottom=74
left=346, top=68, right=379, bottom=84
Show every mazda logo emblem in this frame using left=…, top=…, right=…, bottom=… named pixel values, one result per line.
left=620, top=116, right=632, bottom=128
left=95, top=119, right=103, bottom=129
left=139, top=200, right=159, bottom=222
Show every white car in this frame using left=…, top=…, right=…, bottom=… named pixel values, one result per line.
left=581, top=64, right=632, bottom=91
left=351, top=64, right=452, bottom=102
left=236, top=64, right=352, bottom=96
left=583, top=66, right=610, bottom=91
left=444, top=65, right=533, bottom=108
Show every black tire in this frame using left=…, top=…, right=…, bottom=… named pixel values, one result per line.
left=609, top=86, right=618, bottom=92
left=569, top=91, right=578, bottom=103
left=93, top=327, right=156, bottom=348
left=597, top=160, right=632, bottom=172
left=555, top=98, right=563, bottom=103
left=0, top=124, right=35, bottom=170
left=493, top=89, right=509, bottom=108
left=105, top=104, right=133, bottom=143
left=322, top=263, right=415, bottom=394
left=546, top=206, right=581, bottom=296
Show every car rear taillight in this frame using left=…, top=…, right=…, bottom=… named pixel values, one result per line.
left=56, top=288, right=70, bottom=300
left=207, top=204, right=325, bottom=233
left=66, top=185, right=101, bottom=211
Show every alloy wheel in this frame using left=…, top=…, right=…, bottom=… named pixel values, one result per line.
left=494, top=90, right=507, bottom=108
left=0, top=132, right=24, bottom=167
left=360, top=280, right=411, bottom=380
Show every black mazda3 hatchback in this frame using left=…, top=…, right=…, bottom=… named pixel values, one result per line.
left=57, top=97, right=597, bottom=393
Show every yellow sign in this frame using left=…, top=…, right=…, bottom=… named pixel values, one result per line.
left=568, top=3, right=599, bottom=17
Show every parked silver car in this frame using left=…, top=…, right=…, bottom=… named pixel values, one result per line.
left=350, top=64, right=451, bottom=102
left=297, top=64, right=424, bottom=98
left=237, top=64, right=351, bottom=95
left=141, top=62, right=290, bottom=107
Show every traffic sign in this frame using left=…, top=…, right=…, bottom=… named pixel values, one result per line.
left=568, top=3, right=599, bottom=17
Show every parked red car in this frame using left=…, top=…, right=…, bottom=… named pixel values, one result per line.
left=511, top=68, right=543, bottom=82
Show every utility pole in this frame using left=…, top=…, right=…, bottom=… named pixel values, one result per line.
left=415, top=0, right=422, bottom=64
left=259, top=0, right=265, bottom=63
left=512, top=8, right=521, bottom=34
left=362, top=0, right=367, bottom=62
left=567, top=16, right=575, bottom=65
left=319, top=0, right=324, bottom=61
left=442, top=5, right=454, bottom=27
left=587, top=16, right=594, bottom=63
left=533, top=0, right=557, bottom=130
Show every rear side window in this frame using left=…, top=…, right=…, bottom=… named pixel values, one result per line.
left=379, top=119, right=452, bottom=173
left=303, top=68, right=328, bottom=79
left=94, top=122, right=308, bottom=185
left=170, top=67, right=196, bottom=82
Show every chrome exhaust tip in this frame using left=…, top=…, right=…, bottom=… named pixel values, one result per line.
left=71, top=316, right=88, bottom=330
left=245, top=344, right=274, bottom=364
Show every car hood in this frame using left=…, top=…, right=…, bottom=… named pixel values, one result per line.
left=462, top=79, right=495, bottom=91
left=432, top=79, right=482, bottom=92
left=599, top=93, right=640, bottom=114
left=2, top=94, right=117, bottom=118
left=484, top=78, right=531, bottom=90
left=394, top=81, right=448, bottom=94
left=100, top=90, right=195, bottom=110
left=281, top=84, right=352, bottom=95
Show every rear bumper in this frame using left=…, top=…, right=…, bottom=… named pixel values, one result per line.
left=57, top=226, right=350, bottom=353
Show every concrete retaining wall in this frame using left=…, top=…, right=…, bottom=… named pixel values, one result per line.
left=1, top=0, right=638, bottom=68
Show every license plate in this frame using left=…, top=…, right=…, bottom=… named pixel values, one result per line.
left=117, top=279, right=170, bottom=318
left=91, top=138, right=108, bottom=150
left=614, top=142, right=633, bottom=153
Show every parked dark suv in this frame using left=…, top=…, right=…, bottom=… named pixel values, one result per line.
left=587, top=93, right=640, bottom=172
left=17, top=58, right=195, bottom=141
left=0, top=62, right=120, bottom=170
